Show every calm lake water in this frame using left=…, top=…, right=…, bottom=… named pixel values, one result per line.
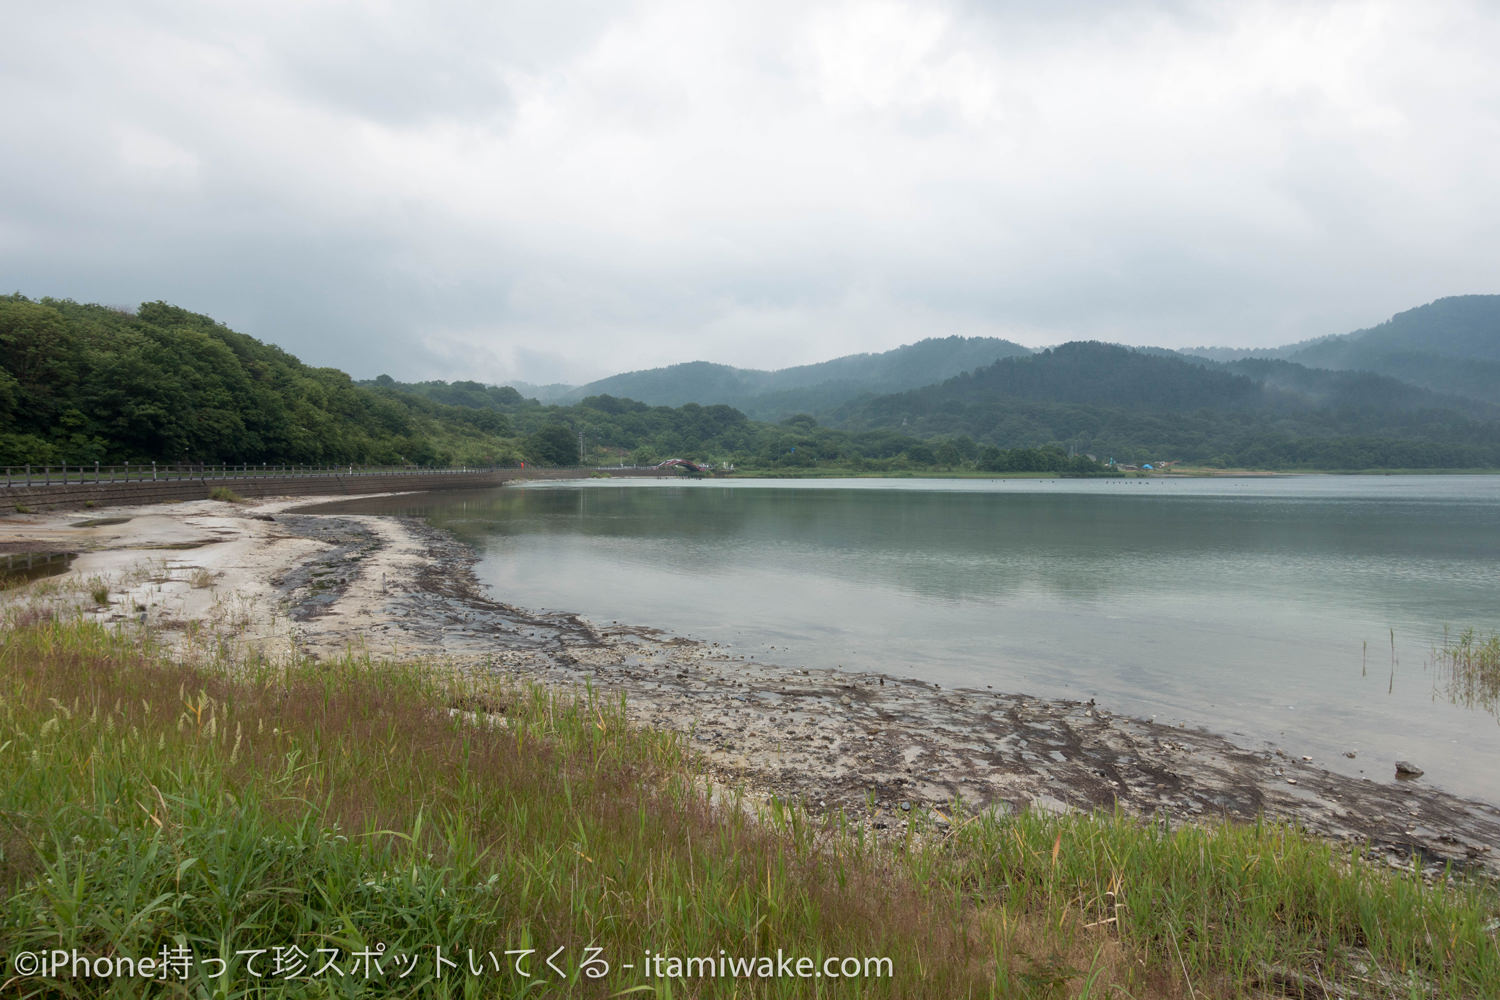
left=355, top=476, right=1500, bottom=804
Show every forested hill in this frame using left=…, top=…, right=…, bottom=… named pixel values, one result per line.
left=556, top=336, right=1032, bottom=418
left=907, top=342, right=1264, bottom=411
left=829, top=341, right=1500, bottom=468
left=1293, top=295, right=1500, bottom=363
left=0, top=296, right=525, bottom=466
left=0, top=295, right=982, bottom=474
left=6, top=294, right=1498, bottom=473
left=1178, top=296, right=1500, bottom=402
left=1281, top=295, right=1500, bottom=403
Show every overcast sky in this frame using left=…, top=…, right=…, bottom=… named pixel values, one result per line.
left=4, top=1, right=1497, bottom=386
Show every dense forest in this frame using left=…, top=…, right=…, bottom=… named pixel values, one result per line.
left=0, top=296, right=531, bottom=466
left=830, top=343, right=1500, bottom=468
left=1182, top=295, right=1500, bottom=404
left=1, top=296, right=1110, bottom=474
left=4, top=294, right=1497, bottom=473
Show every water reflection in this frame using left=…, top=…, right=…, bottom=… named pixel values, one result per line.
left=1432, top=630, right=1500, bottom=724
left=0, top=551, right=77, bottom=589
left=318, top=476, right=1500, bottom=803
left=357, top=483, right=1500, bottom=625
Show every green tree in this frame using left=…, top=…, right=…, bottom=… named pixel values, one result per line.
left=525, top=423, right=579, bottom=466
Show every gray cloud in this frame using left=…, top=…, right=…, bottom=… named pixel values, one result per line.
left=3, top=0, right=1497, bottom=385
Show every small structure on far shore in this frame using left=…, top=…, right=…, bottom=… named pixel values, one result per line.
left=651, top=458, right=710, bottom=474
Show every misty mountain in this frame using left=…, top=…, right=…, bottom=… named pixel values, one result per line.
left=505, top=380, right=577, bottom=404
left=911, top=342, right=1263, bottom=411
left=1180, top=296, right=1500, bottom=401
left=501, top=297, right=1498, bottom=420
left=1180, top=345, right=1293, bottom=362
left=1277, top=295, right=1500, bottom=403
left=1178, top=332, right=1344, bottom=364
left=826, top=341, right=1500, bottom=467
left=531, top=336, right=1033, bottom=418
left=1220, top=358, right=1493, bottom=416
left=11, top=292, right=1497, bottom=473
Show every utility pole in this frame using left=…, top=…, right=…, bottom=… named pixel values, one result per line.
left=578, top=429, right=584, bottom=467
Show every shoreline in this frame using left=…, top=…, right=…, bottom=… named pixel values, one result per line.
left=4, top=493, right=1498, bottom=878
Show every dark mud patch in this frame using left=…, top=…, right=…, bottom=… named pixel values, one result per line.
left=0, top=551, right=77, bottom=588
left=270, top=515, right=382, bottom=620
left=124, top=538, right=228, bottom=551
left=400, top=519, right=667, bottom=652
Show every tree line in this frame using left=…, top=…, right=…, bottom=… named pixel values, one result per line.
left=6, top=296, right=1494, bottom=473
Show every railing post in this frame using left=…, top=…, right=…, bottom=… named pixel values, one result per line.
left=94, top=461, right=99, bottom=483
left=152, top=461, right=157, bottom=482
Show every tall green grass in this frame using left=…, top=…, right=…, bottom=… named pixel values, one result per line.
left=943, top=809, right=1500, bottom=997
left=1434, top=627, right=1500, bottom=718
left=0, top=622, right=989, bottom=998
left=2, top=619, right=1497, bottom=998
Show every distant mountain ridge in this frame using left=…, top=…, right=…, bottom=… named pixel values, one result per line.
left=1294, top=295, right=1500, bottom=362
left=826, top=339, right=1500, bottom=467
left=1183, top=295, right=1500, bottom=402
left=1277, top=295, right=1500, bottom=403
left=520, top=336, right=1033, bottom=418
left=838, top=341, right=1493, bottom=423
left=511, top=296, right=1499, bottom=417
left=11, top=292, right=1496, bottom=473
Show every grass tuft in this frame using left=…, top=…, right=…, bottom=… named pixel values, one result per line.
left=1435, top=627, right=1500, bottom=717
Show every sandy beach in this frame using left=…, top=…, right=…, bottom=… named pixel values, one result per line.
left=4, top=492, right=1497, bottom=878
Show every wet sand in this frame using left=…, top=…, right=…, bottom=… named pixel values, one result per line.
left=4, top=494, right=1497, bottom=877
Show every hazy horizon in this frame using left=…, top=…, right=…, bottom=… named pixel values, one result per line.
left=7, top=2, right=1498, bottom=385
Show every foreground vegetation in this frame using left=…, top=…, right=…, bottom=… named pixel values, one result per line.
left=3, top=619, right=1498, bottom=998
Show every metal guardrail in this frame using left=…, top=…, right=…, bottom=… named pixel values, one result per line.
left=0, top=463, right=523, bottom=488
left=0, top=463, right=730, bottom=488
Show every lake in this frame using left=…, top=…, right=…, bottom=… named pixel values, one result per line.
left=352, top=475, right=1500, bottom=804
